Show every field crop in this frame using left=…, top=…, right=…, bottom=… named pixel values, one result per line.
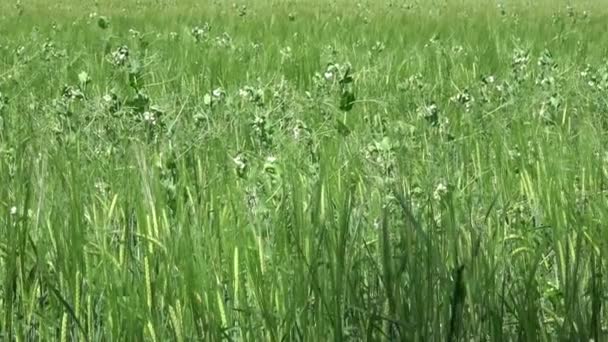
left=1, top=0, right=608, bottom=340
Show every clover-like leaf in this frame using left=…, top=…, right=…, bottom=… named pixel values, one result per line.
left=339, top=89, right=356, bottom=112
left=97, top=16, right=109, bottom=29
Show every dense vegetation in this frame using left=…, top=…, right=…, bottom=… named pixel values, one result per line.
left=1, top=0, right=608, bottom=340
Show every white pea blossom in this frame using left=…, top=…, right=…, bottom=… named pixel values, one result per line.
left=433, top=182, right=448, bottom=201
left=143, top=111, right=156, bottom=125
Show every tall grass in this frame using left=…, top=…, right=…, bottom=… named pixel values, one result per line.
left=1, top=0, right=607, bottom=340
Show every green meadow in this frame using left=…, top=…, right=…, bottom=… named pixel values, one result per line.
left=1, top=0, right=608, bottom=340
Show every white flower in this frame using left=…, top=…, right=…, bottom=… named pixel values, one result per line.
left=233, top=154, right=246, bottom=168
left=239, top=88, right=250, bottom=98
left=232, top=153, right=248, bottom=177
left=433, top=182, right=448, bottom=201
left=424, top=103, right=438, bottom=117
left=111, top=46, right=129, bottom=66
left=279, top=46, right=293, bottom=62
left=373, top=218, right=380, bottom=230
left=292, top=126, right=302, bottom=139
left=264, top=156, right=278, bottom=176
left=10, top=206, right=17, bottom=215
left=143, top=111, right=156, bottom=125
left=212, top=87, right=225, bottom=98
left=483, top=75, right=496, bottom=84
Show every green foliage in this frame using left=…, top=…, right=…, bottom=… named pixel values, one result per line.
left=0, top=0, right=607, bottom=340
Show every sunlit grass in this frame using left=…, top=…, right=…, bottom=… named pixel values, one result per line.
left=1, top=0, right=608, bottom=340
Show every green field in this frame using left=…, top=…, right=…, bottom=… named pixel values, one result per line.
left=1, top=0, right=608, bottom=340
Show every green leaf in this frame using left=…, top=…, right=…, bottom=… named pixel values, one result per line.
left=335, top=118, right=351, bottom=136
left=97, top=16, right=109, bottom=29
left=339, top=89, right=355, bottom=112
